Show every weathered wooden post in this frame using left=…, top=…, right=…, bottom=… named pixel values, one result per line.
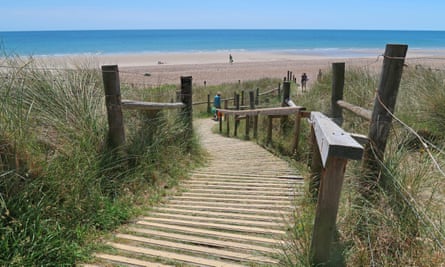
left=207, top=93, right=211, bottom=114
left=282, top=81, right=291, bottom=106
left=309, top=112, right=363, bottom=266
left=102, top=65, right=125, bottom=150
left=244, top=91, right=255, bottom=140
left=225, top=100, right=230, bottom=137
left=331, top=62, right=345, bottom=126
left=266, top=116, right=273, bottom=144
left=308, top=123, right=322, bottom=200
left=241, top=90, right=245, bottom=106
left=255, top=88, right=259, bottom=106
left=234, top=94, right=240, bottom=137
left=362, top=44, right=408, bottom=196
left=180, top=76, right=193, bottom=137
left=277, top=82, right=281, bottom=99
left=281, top=81, right=291, bottom=130
left=291, top=110, right=303, bottom=158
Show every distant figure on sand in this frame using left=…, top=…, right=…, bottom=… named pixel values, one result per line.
left=317, top=69, right=323, bottom=81
left=301, top=73, right=308, bottom=92
left=229, top=54, right=234, bottom=64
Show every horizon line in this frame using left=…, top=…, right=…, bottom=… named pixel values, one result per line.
left=1, top=28, right=445, bottom=33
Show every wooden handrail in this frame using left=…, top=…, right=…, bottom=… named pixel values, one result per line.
left=217, top=106, right=305, bottom=116
left=122, top=100, right=185, bottom=110
left=311, top=112, right=363, bottom=166
left=336, top=100, right=372, bottom=121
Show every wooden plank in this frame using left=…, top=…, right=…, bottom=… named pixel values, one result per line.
left=164, top=200, right=292, bottom=212
left=179, top=192, right=295, bottom=201
left=337, top=100, right=372, bottom=121
left=173, top=195, right=291, bottom=206
left=185, top=188, right=298, bottom=197
left=191, top=172, right=303, bottom=180
left=136, top=221, right=279, bottom=245
left=116, top=234, right=279, bottom=265
left=147, top=212, right=283, bottom=228
left=142, top=217, right=286, bottom=235
left=94, top=253, right=173, bottom=267
left=107, top=242, right=245, bottom=267
left=121, top=100, right=185, bottom=111
left=161, top=203, right=290, bottom=215
left=184, top=181, right=295, bottom=189
left=217, top=106, right=305, bottom=116
left=127, top=227, right=278, bottom=254
left=311, top=112, right=363, bottom=167
left=154, top=207, right=283, bottom=222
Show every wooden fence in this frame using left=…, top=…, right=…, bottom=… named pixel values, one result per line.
left=101, top=43, right=407, bottom=266
left=101, top=65, right=193, bottom=151
left=218, top=44, right=408, bottom=265
left=308, top=44, right=407, bottom=265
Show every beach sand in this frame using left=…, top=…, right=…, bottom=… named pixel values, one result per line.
left=37, top=49, right=445, bottom=87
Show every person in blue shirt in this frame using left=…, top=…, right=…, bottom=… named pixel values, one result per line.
left=213, top=92, right=221, bottom=120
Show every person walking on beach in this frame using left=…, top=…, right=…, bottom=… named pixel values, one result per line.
left=212, top=92, right=221, bottom=120
left=229, top=54, right=234, bottom=64
left=317, top=69, right=323, bottom=81
left=301, top=73, right=308, bottom=92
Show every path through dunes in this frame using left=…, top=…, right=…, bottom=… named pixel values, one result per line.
left=92, top=119, right=304, bottom=266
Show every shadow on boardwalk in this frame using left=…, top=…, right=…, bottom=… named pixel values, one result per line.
left=89, top=118, right=304, bottom=267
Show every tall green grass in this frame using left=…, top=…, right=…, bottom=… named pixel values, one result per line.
left=272, top=64, right=445, bottom=266
left=0, top=56, right=202, bottom=265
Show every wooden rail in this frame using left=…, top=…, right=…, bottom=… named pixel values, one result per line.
left=102, top=65, right=192, bottom=151
left=122, top=100, right=185, bottom=111
left=336, top=100, right=372, bottom=121
left=216, top=81, right=306, bottom=154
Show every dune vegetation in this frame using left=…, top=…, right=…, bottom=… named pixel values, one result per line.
left=0, top=56, right=202, bottom=266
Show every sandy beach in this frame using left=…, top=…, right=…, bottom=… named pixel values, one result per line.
left=38, top=49, right=445, bottom=87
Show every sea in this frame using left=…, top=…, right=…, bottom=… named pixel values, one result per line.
left=1, top=29, right=445, bottom=57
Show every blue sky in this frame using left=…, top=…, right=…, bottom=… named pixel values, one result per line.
left=1, top=0, right=444, bottom=31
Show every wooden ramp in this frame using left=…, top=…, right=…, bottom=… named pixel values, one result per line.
left=93, top=119, right=304, bottom=266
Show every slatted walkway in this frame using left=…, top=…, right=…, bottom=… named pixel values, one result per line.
left=91, top=119, right=304, bottom=267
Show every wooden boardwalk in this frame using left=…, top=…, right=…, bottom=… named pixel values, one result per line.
left=92, top=119, right=304, bottom=267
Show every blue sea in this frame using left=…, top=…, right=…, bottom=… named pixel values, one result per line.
left=1, top=29, right=445, bottom=56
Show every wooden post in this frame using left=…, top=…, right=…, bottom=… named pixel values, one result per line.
left=233, top=92, right=237, bottom=107
left=331, top=62, right=345, bottom=126
left=255, top=88, right=259, bottom=106
left=226, top=114, right=230, bottom=137
left=281, top=81, right=291, bottom=130
left=181, top=76, right=193, bottom=137
left=282, top=81, right=291, bottom=106
left=267, top=116, right=273, bottom=144
left=244, top=116, right=250, bottom=140
left=241, top=90, right=245, bottom=106
left=310, top=157, right=349, bottom=265
left=225, top=100, right=230, bottom=137
left=207, top=94, right=211, bottom=114
left=362, top=44, right=408, bottom=195
left=277, top=83, right=281, bottom=99
left=291, top=110, right=303, bottom=157
left=308, top=125, right=322, bottom=200
left=102, top=65, right=125, bottom=149
left=309, top=112, right=363, bottom=266
left=249, top=91, right=255, bottom=110
left=234, top=94, right=240, bottom=137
